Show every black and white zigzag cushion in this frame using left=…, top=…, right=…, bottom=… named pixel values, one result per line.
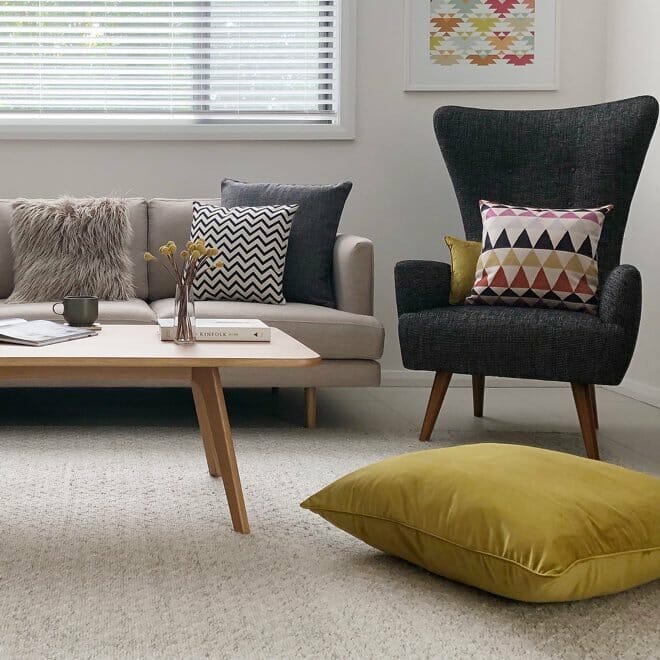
left=191, top=201, right=297, bottom=304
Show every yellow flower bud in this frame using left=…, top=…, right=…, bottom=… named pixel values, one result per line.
left=214, top=260, right=224, bottom=269
left=180, top=250, right=189, bottom=259
left=143, top=252, right=156, bottom=262
left=167, top=240, right=176, bottom=249
left=191, top=249, right=202, bottom=259
left=159, top=245, right=169, bottom=255
left=186, top=240, right=194, bottom=250
left=209, top=247, right=219, bottom=257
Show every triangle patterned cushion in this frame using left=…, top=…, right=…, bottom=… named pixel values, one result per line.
left=191, top=201, right=297, bottom=305
left=466, top=201, right=614, bottom=314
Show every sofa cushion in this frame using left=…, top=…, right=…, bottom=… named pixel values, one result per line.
left=150, top=299, right=384, bottom=360
left=221, top=179, right=353, bottom=309
left=0, top=198, right=149, bottom=301
left=147, top=198, right=220, bottom=301
left=0, top=299, right=156, bottom=325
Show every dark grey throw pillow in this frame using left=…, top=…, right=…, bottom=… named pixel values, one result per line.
left=220, top=179, right=352, bottom=308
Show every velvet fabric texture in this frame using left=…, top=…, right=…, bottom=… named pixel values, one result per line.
left=444, top=235, right=481, bottom=304
left=7, top=198, right=134, bottom=303
left=301, top=443, right=660, bottom=603
left=220, top=179, right=352, bottom=308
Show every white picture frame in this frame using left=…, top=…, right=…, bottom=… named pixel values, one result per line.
left=404, top=0, right=559, bottom=91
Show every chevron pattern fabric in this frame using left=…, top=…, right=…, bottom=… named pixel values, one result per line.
left=191, top=202, right=297, bottom=305
left=466, top=201, right=613, bottom=314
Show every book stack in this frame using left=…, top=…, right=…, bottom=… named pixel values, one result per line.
left=158, top=318, right=270, bottom=342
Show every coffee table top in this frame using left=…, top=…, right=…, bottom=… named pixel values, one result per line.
left=0, top=324, right=321, bottom=368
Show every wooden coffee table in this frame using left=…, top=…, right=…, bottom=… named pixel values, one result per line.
left=0, top=325, right=320, bottom=534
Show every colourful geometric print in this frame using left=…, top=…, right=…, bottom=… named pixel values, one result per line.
left=466, top=201, right=614, bottom=314
left=430, top=0, right=536, bottom=67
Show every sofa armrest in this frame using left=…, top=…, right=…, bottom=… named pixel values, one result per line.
left=395, top=260, right=451, bottom=315
left=333, top=234, right=374, bottom=315
left=598, top=264, right=642, bottom=330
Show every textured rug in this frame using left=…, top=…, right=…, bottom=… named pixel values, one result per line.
left=0, top=421, right=658, bottom=659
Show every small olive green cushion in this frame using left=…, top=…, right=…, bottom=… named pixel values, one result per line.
left=301, top=444, right=660, bottom=602
left=444, top=235, right=482, bottom=304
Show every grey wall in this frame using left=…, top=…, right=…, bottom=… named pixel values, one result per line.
left=0, top=0, right=609, bottom=379
left=607, top=0, right=660, bottom=404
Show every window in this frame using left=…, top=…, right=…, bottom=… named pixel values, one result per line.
left=0, top=0, right=355, bottom=139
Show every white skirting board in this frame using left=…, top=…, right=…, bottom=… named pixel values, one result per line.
left=606, top=379, right=660, bottom=410
left=382, top=370, right=660, bottom=410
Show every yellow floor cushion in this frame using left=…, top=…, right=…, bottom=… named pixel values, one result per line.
left=301, top=443, right=660, bottom=602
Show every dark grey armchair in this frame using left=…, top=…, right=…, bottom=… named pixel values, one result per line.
left=395, top=96, right=658, bottom=460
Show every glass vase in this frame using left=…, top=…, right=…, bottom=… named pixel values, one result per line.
left=174, top=284, right=196, bottom=345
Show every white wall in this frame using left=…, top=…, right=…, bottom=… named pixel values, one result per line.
left=0, top=0, right=608, bottom=377
left=607, top=0, right=660, bottom=404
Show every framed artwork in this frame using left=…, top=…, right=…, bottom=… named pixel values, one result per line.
left=404, top=0, right=559, bottom=91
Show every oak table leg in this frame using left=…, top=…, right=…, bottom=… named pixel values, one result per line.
left=191, top=367, right=250, bottom=534
left=420, top=371, right=453, bottom=442
left=571, top=383, right=600, bottom=461
left=472, top=375, right=485, bottom=418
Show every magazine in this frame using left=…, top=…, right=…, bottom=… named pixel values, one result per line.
left=0, top=318, right=96, bottom=346
left=158, top=318, right=270, bottom=342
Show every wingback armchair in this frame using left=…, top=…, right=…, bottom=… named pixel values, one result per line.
left=395, top=96, right=658, bottom=460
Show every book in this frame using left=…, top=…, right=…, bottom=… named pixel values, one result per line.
left=158, top=318, right=271, bottom=342
left=0, top=318, right=96, bottom=346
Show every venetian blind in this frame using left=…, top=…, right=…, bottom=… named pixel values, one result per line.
left=0, top=0, right=339, bottom=124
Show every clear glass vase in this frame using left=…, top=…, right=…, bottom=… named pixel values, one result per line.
left=174, top=284, right=196, bottom=345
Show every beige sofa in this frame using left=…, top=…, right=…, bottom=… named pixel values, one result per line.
left=0, top=198, right=384, bottom=425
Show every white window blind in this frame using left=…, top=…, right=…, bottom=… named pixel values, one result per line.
left=0, top=0, right=342, bottom=129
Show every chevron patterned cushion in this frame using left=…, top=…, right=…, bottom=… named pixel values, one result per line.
left=191, top=202, right=297, bottom=305
left=466, top=201, right=613, bottom=314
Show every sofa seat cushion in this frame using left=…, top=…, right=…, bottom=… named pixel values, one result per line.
left=0, top=299, right=157, bottom=325
left=150, top=299, right=384, bottom=360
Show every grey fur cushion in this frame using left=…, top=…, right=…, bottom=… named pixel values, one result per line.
left=6, top=197, right=134, bottom=303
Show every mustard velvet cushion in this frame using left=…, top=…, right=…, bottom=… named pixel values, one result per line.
left=444, top=235, right=482, bottom=304
left=301, top=444, right=660, bottom=603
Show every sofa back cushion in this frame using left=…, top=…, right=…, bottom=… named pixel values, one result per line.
left=0, top=198, right=149, bottom=300
left=147, top=198, right=219, bottom=300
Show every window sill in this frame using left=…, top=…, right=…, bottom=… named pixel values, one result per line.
left=0, top=120, right=355, bottom=141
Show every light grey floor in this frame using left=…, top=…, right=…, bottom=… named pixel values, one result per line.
left=1, top=384, right=658, bottom=474
left=0, top=385, right=658, bottom=659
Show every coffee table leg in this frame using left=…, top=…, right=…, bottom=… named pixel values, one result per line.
left=191, top=367, right=250, bottom=534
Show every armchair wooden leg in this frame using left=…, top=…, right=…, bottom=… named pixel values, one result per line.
left=587, top=384, right=599, bottom=429
left=420, top=372, right=453, bottom=442
left=571, top=383, right=600, bottom=460
left=472, top=375, right=485, bottom=418
left=305, top=387, right=317, bottom=429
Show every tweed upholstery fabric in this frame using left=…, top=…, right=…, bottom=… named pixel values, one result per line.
left=434, top=97, right=658, bottom=284
left=394, top=260, right=451, bottom=315
left=396, top=262, right=641, bottom=385
left=396, top=97, right=657, bottom=385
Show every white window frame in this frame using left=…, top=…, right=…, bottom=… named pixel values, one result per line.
left=0, top=0, right=356, bottom=141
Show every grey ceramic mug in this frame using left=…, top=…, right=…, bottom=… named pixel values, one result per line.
left=52, top=296, right=99, bottom=326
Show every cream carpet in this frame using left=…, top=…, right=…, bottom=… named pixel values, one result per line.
left=1, top=412, right=659, bottom=658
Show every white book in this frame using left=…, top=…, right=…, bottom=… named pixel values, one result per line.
left=158, top=318, right=271, bottom=342
left=0, top=318, right=96, bottom=346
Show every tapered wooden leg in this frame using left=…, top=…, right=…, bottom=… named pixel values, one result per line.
left=571, top=383, right=600, bottom=461
left=191, top=377, right=222, bottom=477
left=472, top=375, right=485, bottom=418
left=191, top=367, right=250, bottom=533
left=305, top=387, right=317, bottom=429
left=420, top=372, right=453, bottom=442
left=587, top=384, right=599, bottom=429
